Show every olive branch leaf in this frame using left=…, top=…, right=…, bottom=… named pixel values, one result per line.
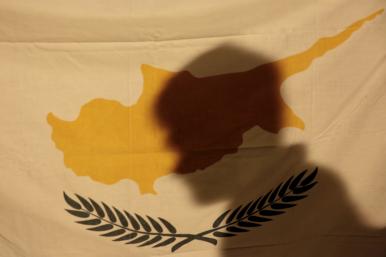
left=64, top=167, right=318, bottom=252
left=170, top=167, right=318, bottom=251
left=210, top=167, right=318, bottom=234
left=64, top=193, right=217, bottom=248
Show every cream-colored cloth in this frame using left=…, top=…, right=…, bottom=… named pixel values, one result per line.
left=0, top=1, right=385, bottom=256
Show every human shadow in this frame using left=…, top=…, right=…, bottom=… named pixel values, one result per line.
left=154, top=44, right=385, bottom=256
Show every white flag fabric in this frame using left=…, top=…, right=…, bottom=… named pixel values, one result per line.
left=0, top=1, right=385, bottom=257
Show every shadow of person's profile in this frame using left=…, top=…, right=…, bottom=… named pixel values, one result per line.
left=154, top=44, right=385, bottom=256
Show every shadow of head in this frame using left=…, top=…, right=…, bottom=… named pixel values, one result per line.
left=154, top=44, right=284, bottom=176
left=152, top=44, right=386, bottom=255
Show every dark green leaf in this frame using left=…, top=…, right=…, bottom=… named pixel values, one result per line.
left=259, top=210, right=285, bottom=216
left=238, top=221, right=261, bottom=227
left=135, top=214, right=151, bottom=232
left=89, top=198, right=105, bottom=218
left=293, top=182, right=317, bottom=194
left=87, top=224, right=113, bottom=231
left=290, top=170, right=307, bottom=190
left=271, top=203, right=296, bottom=209
left=159, top=218, right=177, bottom=233
left=226, top=205, right=241, bottom=223
left=113, top=232, right=137, bottom=241
left=213, top=210, right=230, bottom=228
left=279, top=176, right=293, bottom=197
left=102, top=202, right=116, bottom=222
left=101, top=229, right=126, bottom=237
left=63, top=192, right=81, bottom=210
left=75, top=194, right=93, bottom=212
left=257, top=190, right=272, bottom=210
left=282, top=195, right=307, bottom=202
left=248, top=216, right=271, bottom=222
left=124, top=211, right=140, bottom=230
left=300, top=167, right=318, bottom=186
left=126, top=235, right=149, bottom=244
left=213, top=231, right=236, bottom=237
left=114, top=207, right=128, bottom=227
left=269, top=183, right=282, bottom=203
left=247, top=197, right=261, bottom=214
left=66, top=209, right=89, bottom=218
left=147, top=216, right=162, bottom=232
left=76, top=219, right=101, bottom=225
left=139, top=236, right=162, bottom=247
left=153, top=237, right=176, bottom=247
left=237, top=201, right=253, bottom=219
left=226, top=226, right=249, bottom=233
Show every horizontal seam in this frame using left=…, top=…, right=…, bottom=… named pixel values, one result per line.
left=0, top=27, right=358, bottom=44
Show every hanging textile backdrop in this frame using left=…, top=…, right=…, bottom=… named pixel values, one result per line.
left=0, top=1, right=385, bottom=256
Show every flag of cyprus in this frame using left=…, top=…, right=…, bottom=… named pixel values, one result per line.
left=0, top=1, right=385, bottom=257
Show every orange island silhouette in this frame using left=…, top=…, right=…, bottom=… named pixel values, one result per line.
left=47, top=10, right=383, bottom=194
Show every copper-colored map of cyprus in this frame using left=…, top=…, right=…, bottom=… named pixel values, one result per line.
left=47, top=10, right=383, bottom=193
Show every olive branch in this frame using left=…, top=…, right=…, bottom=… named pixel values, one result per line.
left=64, top=167, right=318, bottom=252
